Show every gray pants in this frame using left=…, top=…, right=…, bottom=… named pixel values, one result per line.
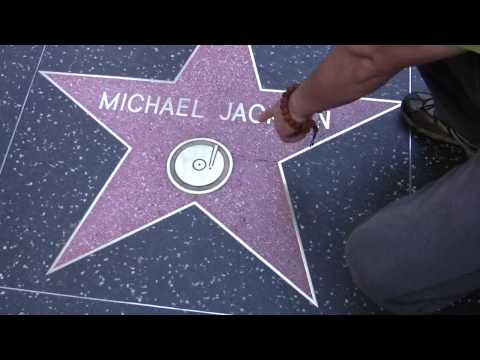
left=346, top=51, right=480, bottom=314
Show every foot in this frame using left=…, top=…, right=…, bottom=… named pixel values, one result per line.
left=401, top=92, right=478, bottom=157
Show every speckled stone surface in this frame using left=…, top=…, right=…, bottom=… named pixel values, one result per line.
left=5, top=45, right=475, bottom=314
left=0, top=286, right=206, bottom=315
left=0, top=45, right=44, bottom=163
left=283, top=109, right=409, bottom=314
left=40, top=45, right=196, bottom=81
left=36, top=46, right=398, bottom=303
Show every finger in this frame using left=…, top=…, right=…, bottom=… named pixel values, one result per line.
left=258, top=107, right=275, bottom=123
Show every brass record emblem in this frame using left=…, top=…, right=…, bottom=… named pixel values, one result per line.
left=167, top=138, right=233, bottom=194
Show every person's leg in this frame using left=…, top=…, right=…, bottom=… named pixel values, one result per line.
left=344, top=51, right=480, bottom=314
left=417, top=51, right=480, bottom=146
left=346, top=151, right=480, bottom=314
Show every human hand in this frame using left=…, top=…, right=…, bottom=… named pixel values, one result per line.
left=258, top=99, right=313, bottom=143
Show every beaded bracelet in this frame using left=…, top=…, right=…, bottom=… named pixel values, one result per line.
left=280, top=84, right=319, bottom=146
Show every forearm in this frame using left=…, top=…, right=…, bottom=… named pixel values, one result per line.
left=289, top=45, right=465, bottom=118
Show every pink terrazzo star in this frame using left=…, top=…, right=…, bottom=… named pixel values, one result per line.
left=42, top=45, right=400, bottom=305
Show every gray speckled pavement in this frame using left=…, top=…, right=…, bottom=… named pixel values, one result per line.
left=0, top=45, right=476, bottom=315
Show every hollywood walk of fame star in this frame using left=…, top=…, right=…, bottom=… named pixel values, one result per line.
left=41, top=45, right=400, bottom=305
